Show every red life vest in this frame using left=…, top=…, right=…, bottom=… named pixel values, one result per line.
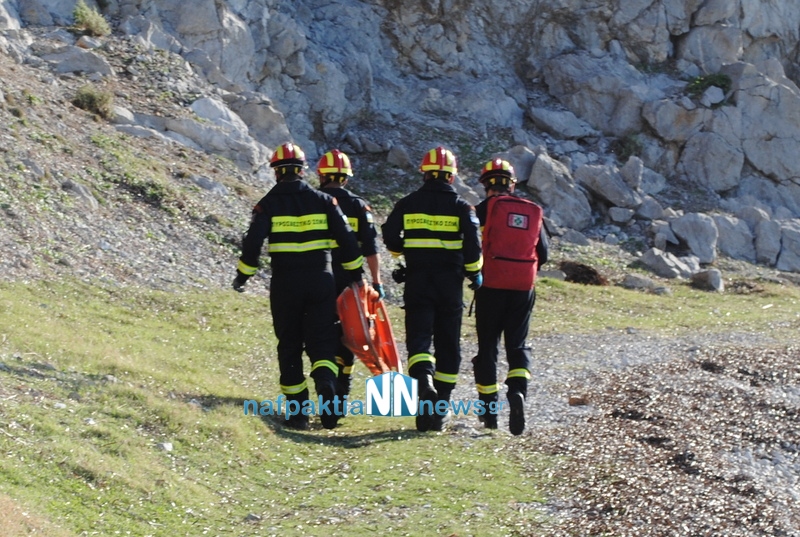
left=482, top=195, right=543, bottom=291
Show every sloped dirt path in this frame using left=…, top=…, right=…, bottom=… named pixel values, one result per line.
left=448, top=331, right=800, bottom=536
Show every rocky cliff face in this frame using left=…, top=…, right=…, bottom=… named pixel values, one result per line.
left=2, top=0, right=800, bottom=278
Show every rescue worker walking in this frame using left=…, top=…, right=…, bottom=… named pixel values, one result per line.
left=316, top=149, right=383, bottom=398
left=232, top=142, right=365, bottom=430
left=472, top=159, right=548, bottom=436
left=382, top=146, right=483, bottom=432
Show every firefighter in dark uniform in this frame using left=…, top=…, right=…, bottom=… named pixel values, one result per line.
left=232, top=142, right=364, bottom=430
left=316, top=149, right=383, bottom=398
left=473, top=159, right=548, bottom=436
left=382, top=146, right=483, bottom=432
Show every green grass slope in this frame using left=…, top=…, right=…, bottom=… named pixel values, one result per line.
left=0, top=277, right=798, bottom=536
left=0, top=280, right=552, bottom=536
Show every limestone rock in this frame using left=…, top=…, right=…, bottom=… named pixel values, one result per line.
left=542, top=53, right=658, bottom=137
left=691, top=269, right=725, bottom=292
left=41, top=46, right=114, bottom=76
left=527, top=153, right=592, bottom=231
left=620, top=273, right=657, bottom=291
left=713, top=215, right=755, bottom=262
left=642, top=99, right=709, bottom=143
left=754, top=219, right=782, bottom=266
left=640, top=248, right=694, bottom=279
left=528, top=107, right=599, bottom=139
left=679, top=132, right=743, bottom=193
left=636, top=196, right=664, bottom=221
left=575, top=164, right=642, bottom=209
left=776, top=220, right=800, bottom=273
left=671, top=213, right=718, bottom=264
left=677, top=25, right=743, bottom=73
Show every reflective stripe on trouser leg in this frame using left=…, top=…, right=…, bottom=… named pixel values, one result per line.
left=476, top=383, right=499, bottom=395
left=505, top=369, right=530, bottom=398
left=473, top=287, right=502, bottom=390
left=506, top=368, right=531, bottom=380
left=504, top=288, right=535, bottom=398
left=311, top=359, right=339, bottom=377
left=433, top=371, right=457, bottom=402
left=407, top=353, right=435, bottom=378
left=335, top=356, right=353, bottom=374
left=281, top=380, right=308, bottom=396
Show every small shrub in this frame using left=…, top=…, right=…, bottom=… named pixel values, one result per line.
left=610, top=133, right=643, bottom=163
left=686, top=73, right=732, bottom=97
left=72, top=84, right=114, bottom=119
left=73, top=0, right=111, bottom=37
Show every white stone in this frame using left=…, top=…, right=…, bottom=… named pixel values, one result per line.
left=671, top=213, right=719, bottom=264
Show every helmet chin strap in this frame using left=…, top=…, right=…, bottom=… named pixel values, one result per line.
left=276, top=166, right=303, bottom=180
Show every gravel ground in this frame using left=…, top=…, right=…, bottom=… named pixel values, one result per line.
left=446, top=331, right=800, bottom=536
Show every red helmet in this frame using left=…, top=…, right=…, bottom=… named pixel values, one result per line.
left=270, top=142, right=306, bottom=169
left=420, top=146, right=458, bottom=176
left=316, top=149, right=353, bottom=176
left=479, top=158, right=517, bottom=187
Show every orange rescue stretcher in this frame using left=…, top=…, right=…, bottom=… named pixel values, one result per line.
left=336, top=283, right=403, bottom=376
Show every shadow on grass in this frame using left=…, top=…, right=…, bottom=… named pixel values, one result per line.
left=263, top=418, right=419, bottom=448
left=182, top=392, right=420, bottom=448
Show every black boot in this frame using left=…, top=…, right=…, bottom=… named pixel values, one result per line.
left=478, top=393, right=498, bottom=429
left=335, top=357, right=353, bottom=399
left=282, top=390, right=310, bottom=430
left=506, top=378, right=527, bottom=436
left=314, top=373, right=339, bottom=430
left=508, top=392, right=525, bottom=436
left=430, top=380, right=453, bottom=432
left=415, top=374, right=437, bottom=432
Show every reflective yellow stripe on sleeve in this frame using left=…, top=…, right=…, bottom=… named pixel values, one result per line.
left=347, top=217, right=359, bottom=232
left=237, top=260, right=258, bottom=276
left=404, top=238, right=463, bottom=250
left=464, top=256, right=483, bottom=272
left=269, top=239, right=336, bottom=253
left=341, top=255, right=364, bottom=270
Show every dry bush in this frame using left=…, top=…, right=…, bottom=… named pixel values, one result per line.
left=72, top=84, right=114, bottom=119
left=73, top=0, right=111, bottom=37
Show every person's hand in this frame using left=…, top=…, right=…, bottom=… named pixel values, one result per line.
left=232, top=272, right=249, bottom=292
left=468, top=273, right=483, bottom=291
left=373, top=283, right=385, bottom=301
left=392, top=263, right=406, bottom=283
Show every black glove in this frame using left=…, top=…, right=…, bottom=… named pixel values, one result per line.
left=468, top=273, right=483, bottom=291
left=373, top=283, right=385, bottom=300
left=232, top=271, right=250, bottom=292
left=392, top=263, right=406, bottom=284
